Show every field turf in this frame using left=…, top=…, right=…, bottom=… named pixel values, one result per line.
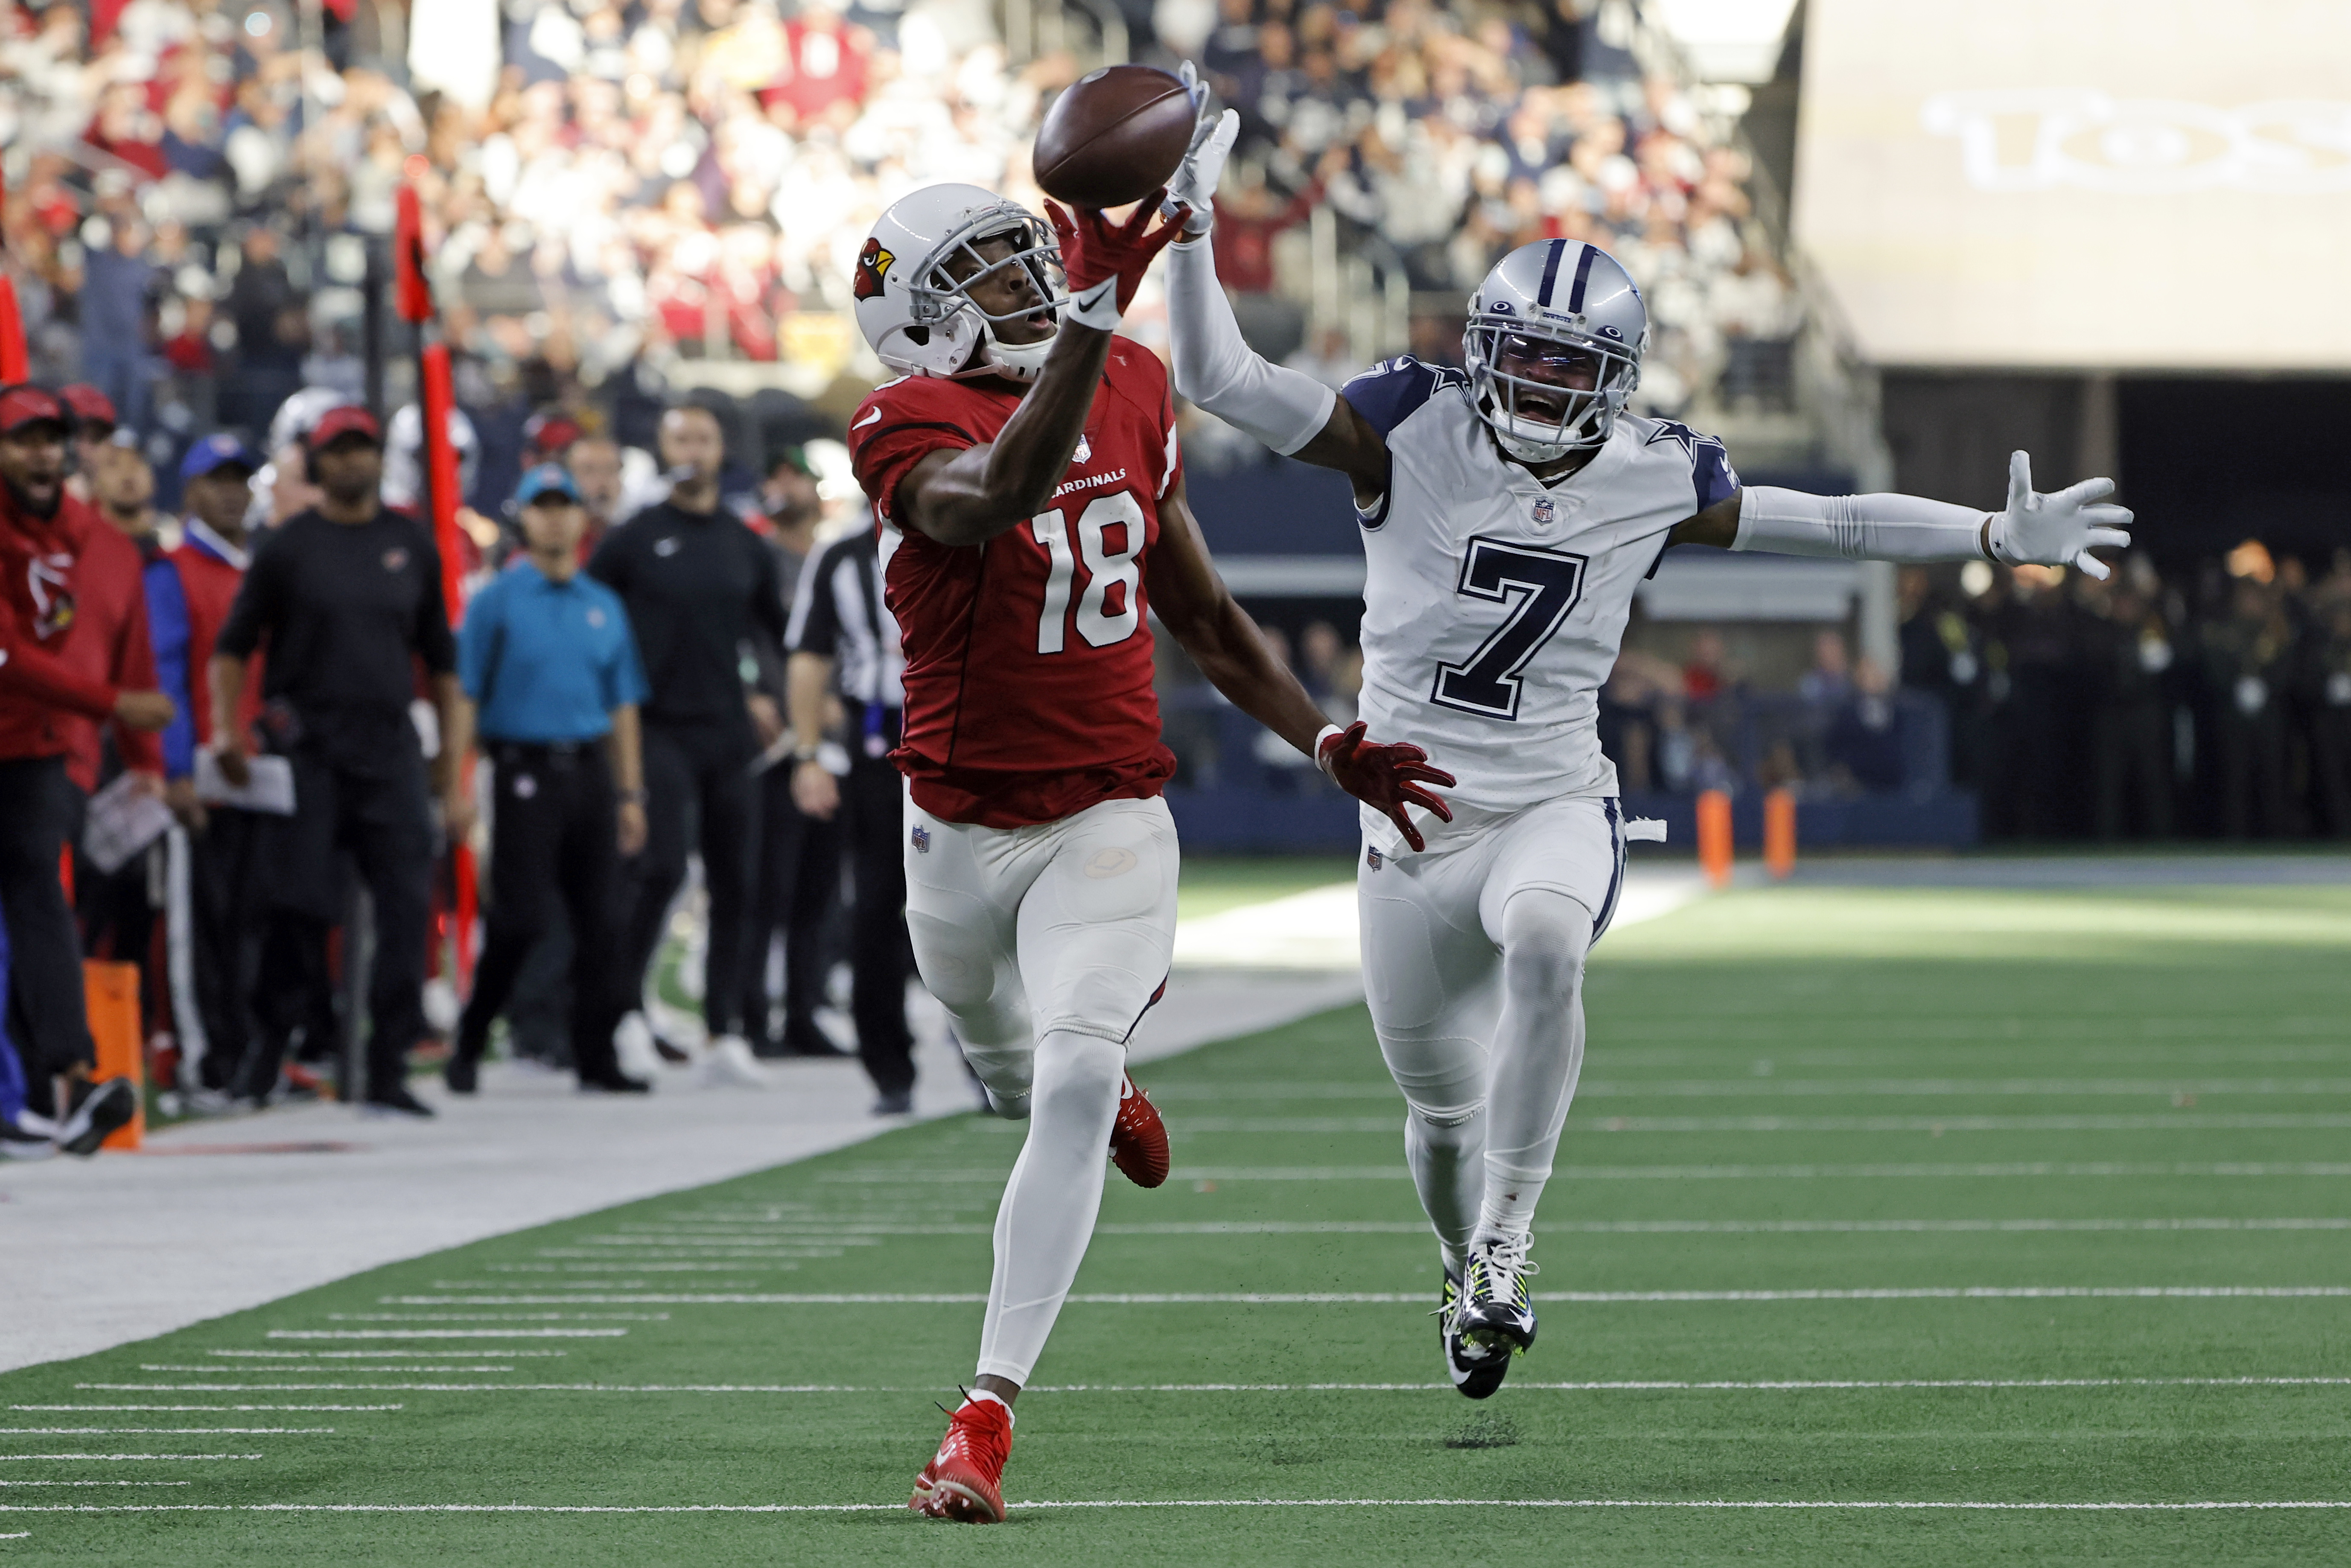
left=5, top=881, right=2349, bottom=1565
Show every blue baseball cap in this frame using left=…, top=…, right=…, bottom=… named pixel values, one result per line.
left=179, top=432, right=261, bottom=483
left=515, top=462, right=583, bottom=506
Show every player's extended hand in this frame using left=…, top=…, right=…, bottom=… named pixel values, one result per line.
left=1045, top=195, right=1189, bottom=328
left=1165, top=67, right=1238, bottom=237
left=1986, top=450, right=2133, bottom=580
left=1318, top=721, right=1455, bottom=853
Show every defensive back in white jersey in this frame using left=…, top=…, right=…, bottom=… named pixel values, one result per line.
left=1343, top=356, right=1738, bottom=848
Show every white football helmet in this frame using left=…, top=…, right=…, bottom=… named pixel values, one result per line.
left=851, top=184, right=1068, bottom=382
left=1462, top=240, right=1648, bottom=462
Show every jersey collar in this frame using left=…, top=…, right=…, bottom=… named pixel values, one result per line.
left=184, top=518, right=251, bottom=571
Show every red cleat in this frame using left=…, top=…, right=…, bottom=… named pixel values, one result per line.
left=1108, top=1072, right=1169, bottom=1189
left=910, top=1397, right=1012, bottom=1523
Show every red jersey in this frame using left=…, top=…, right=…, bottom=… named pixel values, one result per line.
left=169, top=522, right=264, bottom=748
left=0, top=488, right=136, bottom=763
left=60, top=519, right=164, bottom=790
left=848, top=342, right=1183, bottom=828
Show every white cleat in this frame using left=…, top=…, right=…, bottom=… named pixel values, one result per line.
left=613, top=1011, right=665, bottom=1081
left=700, top=1034, right=771, bottom=1089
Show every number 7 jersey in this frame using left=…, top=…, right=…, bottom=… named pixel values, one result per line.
left=846, top=340, right=1184, bottom=829
left=1344, top=356, right=1738, bottom=848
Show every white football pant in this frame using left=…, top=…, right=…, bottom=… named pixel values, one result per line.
left=902, top=791, right=1181, bottom=1385
left=1357, top=794, right=1626, bottom=1268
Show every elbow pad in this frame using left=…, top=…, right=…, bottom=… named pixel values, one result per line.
left=1733, top=486, right=1991, bottom=564
left=1166, top=237, right=1336, bottom=456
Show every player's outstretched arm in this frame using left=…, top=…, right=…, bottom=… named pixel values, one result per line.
left=1670, top=451, right=2132, bottom=578
left=904, top=201, right=1188, bottom=548
left=1161, top=100, right=1391, bottom=507
left=1148, top=476, right=1454, bottom=849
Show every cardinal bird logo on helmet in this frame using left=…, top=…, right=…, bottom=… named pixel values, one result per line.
left=854, top=238, right=894, bottom=302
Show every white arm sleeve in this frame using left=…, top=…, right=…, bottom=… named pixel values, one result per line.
left=1166, top=236, right=1336, bottom=457
left=1732, top=485, right=1993, bottom=565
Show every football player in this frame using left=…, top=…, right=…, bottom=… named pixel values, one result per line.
left=1161, top=92, right=2131, bottom=1397
left=846, top=184, right=1454, bottom=1519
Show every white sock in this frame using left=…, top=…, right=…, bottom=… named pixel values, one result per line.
left=1478, top=890, right=1591, bottom=1242
left=972, top=1029, right=1124, bottom=1385
left=1404, top=1103, right=1484, bottom=1277
left=962, top=1389, right=1013, bottom=1423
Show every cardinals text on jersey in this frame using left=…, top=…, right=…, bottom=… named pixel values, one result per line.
left=847, top=341, right=1185, bottom=828
left=1342, top=355, right=1736, bottom=845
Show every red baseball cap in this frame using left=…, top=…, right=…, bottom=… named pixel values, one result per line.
left=0, top=386, right=70, bottom=434
left=61, top=384, right=117, bottom=428
left=307, top=405, right=382, bottom=449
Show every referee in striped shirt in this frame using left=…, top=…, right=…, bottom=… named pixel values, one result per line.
left=785, top=517, right=916, bottom=1114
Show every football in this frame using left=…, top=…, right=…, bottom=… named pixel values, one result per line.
left=1031, top=64, right=1196, bottom=210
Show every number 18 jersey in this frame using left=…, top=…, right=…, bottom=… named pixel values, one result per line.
left=1343, top=357, right=1738, bottom=849
left=847, top=341, right=1183, bottom=829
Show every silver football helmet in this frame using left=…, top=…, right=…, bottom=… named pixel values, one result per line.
left=850, top=183, right=1068, bottom=382
left=1462, top=240, right=1648, bottom=462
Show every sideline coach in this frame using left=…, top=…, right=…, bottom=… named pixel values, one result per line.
left=446, top=465, right=650, bottom=1095
left=210, top=406, right=467, bottom=1119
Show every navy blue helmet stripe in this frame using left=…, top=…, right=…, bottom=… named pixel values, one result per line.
left=1535, top=239, right=1566, bottom=308
left=1566, top=245, right=1599, bottom=313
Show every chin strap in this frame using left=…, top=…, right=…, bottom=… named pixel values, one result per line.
left=979, top=324, right=1053, bottom=380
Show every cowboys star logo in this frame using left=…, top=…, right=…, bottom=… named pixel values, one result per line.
left=853, top=237, right=894, bottom=302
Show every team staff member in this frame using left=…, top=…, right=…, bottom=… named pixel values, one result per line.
left=210, top=407, right=468, bottom=1119
left=589, top=404, right=788, bottom=1089
left=786, top=515, right=916, bottom=1113
left=445, top=466, right=651, bottom=1095
left=150, top=435, right=267, bottom=1096
left=0, top=386, right=172, bottom=1153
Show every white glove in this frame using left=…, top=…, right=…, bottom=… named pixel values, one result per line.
left=1985, top=450, right=2134, bottom=580
left=1164, top=62, right=1238, bottom=238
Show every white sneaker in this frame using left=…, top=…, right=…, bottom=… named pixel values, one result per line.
left=700, top=1034, right=770, bottom=1089
left=613, top=1011, right=664, bottom=1081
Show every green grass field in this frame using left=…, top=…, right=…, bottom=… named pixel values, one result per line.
left=7, top=882, right=2351, bottom=1565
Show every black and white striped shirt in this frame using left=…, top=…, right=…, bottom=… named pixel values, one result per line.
left=785, top=521, right=904, bottom=709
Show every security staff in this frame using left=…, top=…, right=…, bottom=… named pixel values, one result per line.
left=210, top=406, right=467, bottom=1119
left=445, top=466, right=651, bottom=1095
left=786, top=516, right=916, bottom=1115
left=589, top=404, right=788, bottom=1089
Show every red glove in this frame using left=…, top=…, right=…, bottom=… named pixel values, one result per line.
left=1318, top=721, right=1456, bottom=853
left=1045, top=192, right=1190, bottom=329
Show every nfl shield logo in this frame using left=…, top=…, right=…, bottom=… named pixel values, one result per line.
left=1072, top=433, right=1091, bottom=466
left=911, top=825, right=931, bottom=854
left=1531, top=496, right=1555, bottom=528
left=1365, top=845, right=1383, bottom=871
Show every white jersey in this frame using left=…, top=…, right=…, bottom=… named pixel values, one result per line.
left=1343, top=356, right=1737, bottom=851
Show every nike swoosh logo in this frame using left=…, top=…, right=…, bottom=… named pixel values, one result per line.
left=1076, top=282, right=1115, bottom=309
left=853, top=408, right=882, bottom=431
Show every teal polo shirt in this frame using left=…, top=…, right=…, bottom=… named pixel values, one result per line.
left=458, top=559, right=649, bottom=743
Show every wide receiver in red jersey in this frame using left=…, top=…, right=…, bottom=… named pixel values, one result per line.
left=846, top=183, right=1453, bottom=1521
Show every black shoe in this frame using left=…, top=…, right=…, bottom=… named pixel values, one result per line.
left=444, top=1052, right=482, bottom=1095
left=360, top=1084, right=436, bottom=1119
left=57, top=1077, right=139, bottom=1157
left=1, top=1119, right=56, bottom=1161
left=578, top=1071, right=653, bottom=1095
left=1439, top=1268, right=1509, bottom=1400
left=872, top=1089, right=914, bottom=1116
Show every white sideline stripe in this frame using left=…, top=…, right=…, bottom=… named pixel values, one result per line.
left=839, top=1163, right=2351, bottom=1183
left=324, top=1313, right=664, bottom=1322
left=144, top=1366, right=518, bottom=1375
left=1178, top=1116, right=2351, bottom=1133
left=9, top=1406, right=400, bottom=1413
left=347, top=1287, right=2351, bottom=1307
left=1150, top=1077, right=2351, bottom=1100
left=264, top=1331, right=627, bottom=1340
left=0, top=1430, right=331, bottom=1435
left=0, top=1454, right=260, bottom=1462
left=47, top=1377, right=2339, bottom=1396
left=207, top=1350, right=569, bottom=1360
left=0, top=1482, right=191, bottom=1489
left=527, top=1218, right=2351, bottom=1237
left=4, top=1498, right=2349, bottom=1514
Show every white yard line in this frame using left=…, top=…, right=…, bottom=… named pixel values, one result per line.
left=50, top=1377, right=2351, bottom=1396
left=0, top=1454, right=260, bottom=1461
left=0, top=1429, right=330, bottom=1435
left=262, top=1330, right=626, bottom=1341
left=826, top=1162, right=2351, bottom=1182
left=9, top=1406, right=399, bottom=1413
left=1178, top=1115, right=2351, bottom=1132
